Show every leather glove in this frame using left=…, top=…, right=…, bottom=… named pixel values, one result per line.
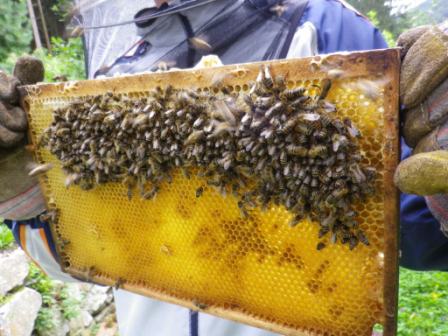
left=0, top=56, right=44, bottom=148
left=393, top=23, right=448, bottom=234
left=0, top=56, right=44, bottom=205
left=394, top=24, right=448, bottom=195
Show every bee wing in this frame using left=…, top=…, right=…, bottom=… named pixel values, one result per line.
left=214, top=100, right=236, bottom=126
left=189, top=37, right=212, bottom=52
left=28, top=163, right=54, bottom=177
left=301, top=113, right=320, bottom=121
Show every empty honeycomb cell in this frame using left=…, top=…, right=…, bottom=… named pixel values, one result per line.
left=287, top=80, right=295, bottom=88
left=24, top=51, right=399, bottom=336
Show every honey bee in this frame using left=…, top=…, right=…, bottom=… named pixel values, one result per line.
left=262, top=65, right=274, bottom=89
left=332, top=134, right=349, bottom=152
left=330, top=232, right=338, bottom=244
left=114, top=278, right=125, bottom=290
left=282, top=116, right=300, bottom=134
left=91, top=110, right=106, bottom=122
left=364, top=167, right=377, bottom=181
left=316, top=242, right=326, bottom=251
left=238, top=200, right=249, bottom=219
left=310, top=177, right=319, bottom=188
left=295, top=123, right=314, bottom=136
left=290, top=96, right=310, bottom=109
left=308, top=145, right=327, bottom=159
left=318, top=226, right=330, bottom=238
left=59, top=238, right=71, bottom=250
left=344, top=118, right=361, bottom=138
left=318, top=78, right=332, bottom=100
left=299, top=185, right=310, bottom=197
left=289, top=214, right=303, bottom=227
left=123, top=175, right=137, bottom=200
left=349, top=164, right=366, bottom=184
left=207, top=122, right=234, bottom=139
left=196, top=186, right=205, bottom=198
left=213, top=100, right=237, bottom=126
left=142, top=186, right=159, bottom=200
left=189, top=37, right=212, bottom=51
left=255, top=96, right=275, bottom=109
left=281, top=87, right=305, bottom=100
left=265, top=101, right=284, bottom=118
left=339, top=230, right=351, bottom=244
left=193, top=300, right=208, bottom=310
left=314, top=129, right=328, bottom=140
left=192, top=117, right=204, bottom=129
left=120, top=115, right=133, bottom=130
left=56, top=128, right=70, bottom=137
left=286, top=145, right=308, bottom=157
left=28, top=163, right=54, bottom=177
left=357, top=230, right=370, bottom=246
left=349, top=235, right=359, bottom=250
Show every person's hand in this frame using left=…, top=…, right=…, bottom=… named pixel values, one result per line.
left=0, top=56, right=44, bottom=149
left=0, top=56, right=44, bottom=213
left=394, top=24, right=448, bottom=195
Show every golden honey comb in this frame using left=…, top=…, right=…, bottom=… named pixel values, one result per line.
left=23, top=49, right=400, bottom=336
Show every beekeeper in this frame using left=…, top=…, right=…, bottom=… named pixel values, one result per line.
left=1, top=0, right=447, bottom=335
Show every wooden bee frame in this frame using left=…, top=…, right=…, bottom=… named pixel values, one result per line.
left=22, top=49, right=400, bottom=336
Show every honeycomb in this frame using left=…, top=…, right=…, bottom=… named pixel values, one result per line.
left=23, top=49, right=400, bottom=336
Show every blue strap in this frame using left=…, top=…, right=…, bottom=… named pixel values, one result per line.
left=3, top=219, right=23, bottom=250
left=189, top=310, right=199, bottom=336
left=3, top=216, right=59, bottom=262
left=278, top=0, right=309, bottom=58
left=179, top=13, right=196, bottom=68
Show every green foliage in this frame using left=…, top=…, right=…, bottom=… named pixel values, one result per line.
left=0, top=1, right=32, bottom=62
left=398, top=268, right=448, bottom=336
left=32, top=37, right=86, bottom=82
left=345, top=0, right=402, bottom=38
left=90, top=322, right=101, bottom=335
left=34, top=307, right=57, bottom=333
left=0, top=36, right=85, bottom=81
left=366, top=10, right=396, bottom=47
left=0, top=222, right=15, bottom=250
left=0, top=294, right=11, bottom=305
left=50, top=0, right=72, bottom=21
left=60, top=285, right=81, bottom=320
left=27, top=262, right=56, bottom=306
left=27, top=262, right=84, bottom=334
left=345, top=0, right=445, bottom=45
left=27, top=263, right=57, bottom=333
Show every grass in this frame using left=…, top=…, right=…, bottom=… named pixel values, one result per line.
left=26, top=262, right=82, bottom=334
left=0, top=222, right=14, bottom=250
left=398, top=267, right=448, bottom=336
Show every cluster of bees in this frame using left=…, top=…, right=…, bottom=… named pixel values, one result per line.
left=42, top=66, right=376, bottom=250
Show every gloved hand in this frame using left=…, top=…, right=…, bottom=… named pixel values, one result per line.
left=394, top=24, right=448, bottom=194
left=0, top=56, right=44, bottom=209
left=393, top=23, right=448, bottom=233
left=0, top=56, right=44, bottom=148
